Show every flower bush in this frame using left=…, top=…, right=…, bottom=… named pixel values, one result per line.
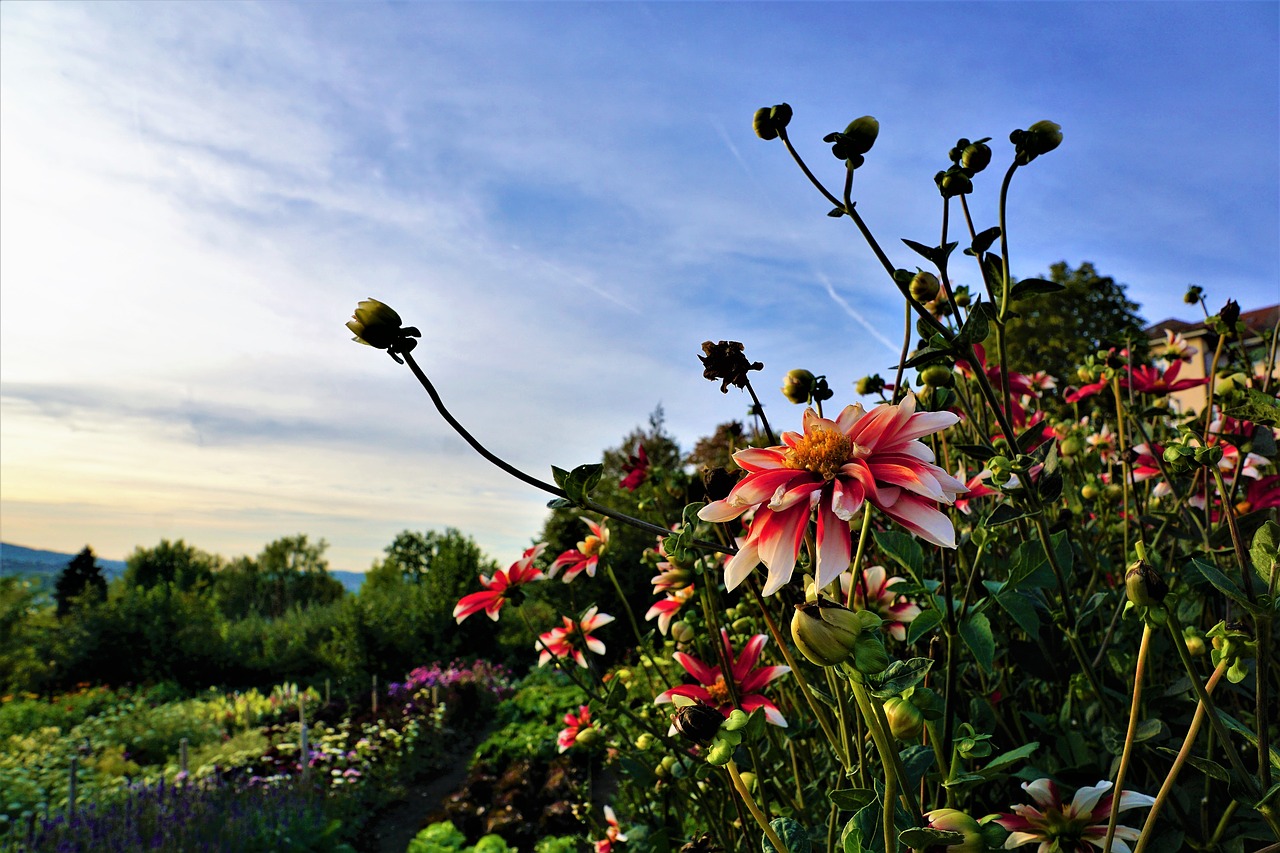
left=354, top=101, right=1280, bottom=852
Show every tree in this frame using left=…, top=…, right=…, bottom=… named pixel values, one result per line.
left=212, top=535, right=344, bottom=619
left=123, top=539, right=219, bottom=591
left=54, top=546, right=107, bottom=617
left=999, top=261, right=1146, bottom=384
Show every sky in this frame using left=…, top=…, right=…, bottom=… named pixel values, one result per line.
left=2, top=1, right=1277, bottom=572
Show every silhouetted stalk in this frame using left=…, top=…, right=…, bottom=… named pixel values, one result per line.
left=1102, top=622, right=1152, bottom=853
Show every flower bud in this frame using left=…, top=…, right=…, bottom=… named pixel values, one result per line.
left=752, top=104, right=792, bottom=140
left=855, top=375, right=885, bottom=397
left=935, top=166, right=973, bottom=198
left=346, top=299, right=422, bottom=361
left=920, top=364, right=955, bottom=388
left=960, top=140, right=992, bottom=173
left=1183, top=627, right=1206, bottom=657
left=1220, top=299, right=1240, bottom=327
left=731, top=617, right=754, bottom=633
left=951, top=286, right=971, bottom=308
left=791, top=598, right=862, bottom=666
left=882, top=696, right=924, bottom=740
left=923, top=809, right=985, bottom=853
left=781, top=369, right=817, bottom=404
left=1125, top=559, right=1168, bottom=608
left=1184, top=284, right=1204, bottom=305
left=1104, top=483, right=1124, bottom=501
left=1012, top=120, right=1063, bottom=165
left=670, top=621, right=695, bottom=644
left=1081, top=483, right=1099, bottom=500
left=909, top=271, right=941, bottom=303
left=842, top=116, right=879, bottom=155
left=574, top=727, right=602, bottom=747
left=635, top=733, right=655, bottom=750
left=736, top=771, right=757, bottom=792
left=1060, top=437, right=1084, bottom=457
left=673, top=701, right=724, bottom=746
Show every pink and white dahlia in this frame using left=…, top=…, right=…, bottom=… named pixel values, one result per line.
left=847, top=565, right=921, bottom=641
left=453, top=544, right=547, bottom=623
left=655, top=629, right=791, bottom=727
left=699, top=395, right=966, bottom=595
left=557, top=705, right=593, bottom=753
left=537, top=606, right=614, bottom=668
left=549, top=518, right=609, bottom=583
left=645, top=585, right=695, bottom=635
left=994, top=778, right=1155, bottom=853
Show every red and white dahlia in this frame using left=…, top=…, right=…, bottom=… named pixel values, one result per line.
left=699, top=395, right=965, bottom=595
left=537, top=606, right=614, bottom=668
left=655, top=629, right=791, bottom=727
left=557, top=704, right=593, bottom=753
left=549, top=517, right=609, bottom=583
left=452, top=543, right=547, bottom=623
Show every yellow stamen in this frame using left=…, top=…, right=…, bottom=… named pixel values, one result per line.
left=784, top=425, right=853, bottom=481
left=578, top=535, right=602, bottom=556
left=706, top=676, right=733, bottom=706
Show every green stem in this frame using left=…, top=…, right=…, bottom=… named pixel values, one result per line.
left=727, top=760, right=789, bottom=853
left=1102, top=622, right=1152, bottom=853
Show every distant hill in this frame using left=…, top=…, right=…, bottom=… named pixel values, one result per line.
left=0, top=542, right=127, bottom=580
left=0, top=542, right=366, bottom=593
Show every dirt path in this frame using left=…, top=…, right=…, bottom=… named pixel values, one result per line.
left=366, top=737, right=479, bottom=853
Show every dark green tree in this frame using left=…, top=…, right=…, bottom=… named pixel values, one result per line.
left=999, top=261, right=1146, bottom=384
left=123, top=539, right=219, bottom=591
left=212, top=535, right=344, bottom=619
left=54, top=546, right=107, bottom=617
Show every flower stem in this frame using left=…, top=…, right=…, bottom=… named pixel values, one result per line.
left=1102, top=621, right=1152, bottom=853
left=1133, top=660, right=1227, bottom=853
left=727, top=759, right=789, bottom=853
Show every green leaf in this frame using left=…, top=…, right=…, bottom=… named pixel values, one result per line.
left=1224, top=387, right=1280, bottom=427
left=907, top=607, right=945, bottom=644
left=995, top=589, right=1041, bottom=637
left=902, top=238, right=936, bottom=262
left=899, top=828, right=964, bottom=849
left=966, top=226, right=1001, bottom=257
left=619, top=757, right=656, bottom=787
left=1189, top=558, right=1257, bottom=613
left=898, top=744, right=935, bottom=789
left=903, top=345, right=954, bottom=369
left=839, top=817, right=864, bottom=853
left=980, top=741, right=1039, bottom=776
left=874, top=530, right=923, bottom=580
left=1010, top=278, right=1066, bottom=299
left=546, top=498, right=574, bottom=509
left=1155, top=747, right=1227, bottom=780
left=763, top=817, right=811, bottom=853
left=828, top=788, right=876, bottom=812
left=867, top=658, right=934, bottom=699
left=959, top=612, right=995, bottom=674
left=1036, top=470, right=1064, bottom=502
left=987, top=504, right=1036, bottom=526
left=1250, top=521, right=1279, bottom=589
left=954, top=302, right=992, bottom=347
left=954, top=443, right=996, bottom=462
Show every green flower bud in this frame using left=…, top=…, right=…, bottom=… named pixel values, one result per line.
left=1184, top=284, right=1204, bottom=305
left=346, top=298, right=422, bottom=362
left=752, top=104, right=792, bottom=141
left=1060, top=437, right=1084, bottom=457
left=781, top=369, right=817, bottom=404
left=1125, top=559, right=1168, bottom=608
left=1081, top=483, right=1099, bottom=500
left=1183, top=627, right=1206, bottom=658
left=1011, top=120, right=1063, bottom=165
left=951, top=286, right=971, bottom=308
left=574, top=727, right=602, bottom=747
left=935, top=166, right=973, bottom=198
left=731, top=617, right=754, bottom=633
left=920, top=364, right=955, bottom=388
left=855, top=374, right=885, bottom=397
left=635, top=733, right=655, bottom=750
left=842, top=116, right=879, bottom=154
left=882, top=696, right=924, bottom=740
left=960, top=140, right=992, bottom=174
left=909, top=271, right=941, bottom=303
left=791, top=598, right=862, bottom=667
left=671, top=621, right=695, bottom=644
left=924, top=809, right=985, bottom=853
left=736, top=771, right=757, bottom=792
left=1104, top=483, right=1124, bottom=501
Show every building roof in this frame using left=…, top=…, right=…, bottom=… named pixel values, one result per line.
left=1146, top=304, right=1279, bottom=339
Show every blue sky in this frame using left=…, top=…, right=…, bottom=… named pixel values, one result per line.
left=1, top=1, right=1276, bottom=571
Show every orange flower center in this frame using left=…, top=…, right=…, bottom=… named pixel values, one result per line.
left=578, top=535, right=602, bottom=556
left=785, top=426, right=852, bottom=481
left=705, top=676, right=733, bottom=706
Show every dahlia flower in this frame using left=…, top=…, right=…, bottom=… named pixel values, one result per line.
left=452, top=544, right=547, bottom=623
left=594, top=805, right=627, bottom=853
left=620, top=442, right=650, bottom=491
left=549, top=518, right=609, bottom=583
left=537, top=606, right=614, bottom=668
left=655, top=629, right=790, bottom=727
left=847, top=565, right=921, bottom=641
left=994, top=778, right=1155, bottom=853
left=645, top=585, right=695, bottom=635
left=557, top=705, right=592, bottom=753
left=699, top=395, right=965, bottom=595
